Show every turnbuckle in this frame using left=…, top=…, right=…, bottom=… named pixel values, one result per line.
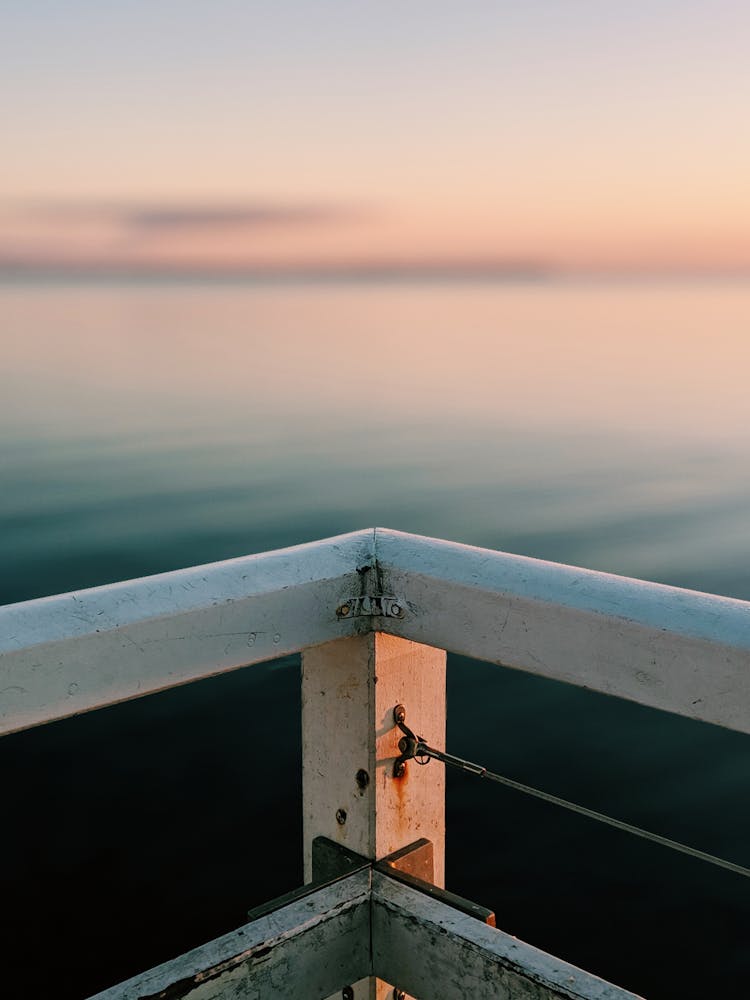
left=392, top=703, right=478, bottom=778
left=393, top=704, right=429, bottom=777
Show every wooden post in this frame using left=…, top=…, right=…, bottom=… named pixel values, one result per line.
left=302, top=633, right=446, bottom=1000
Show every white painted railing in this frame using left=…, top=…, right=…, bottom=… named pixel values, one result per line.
left=3, top=527, right=750, bottom=999
left=3, top=527, right=750, bottom=738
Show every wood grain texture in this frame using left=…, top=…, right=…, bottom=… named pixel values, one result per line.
left=371, top=871, right=643, bottom=1000
left=89, top=870, right=371, bottom=1000
left=302, top=634, right=445, bottom=883
left=5, top=526, right=750, bottom=737
left=0, top=530, right=373, bottom=735
left=376, top=528, right=750, bottom=734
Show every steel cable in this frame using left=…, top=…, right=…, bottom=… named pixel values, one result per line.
left=418, top=743, right=750, bottom=880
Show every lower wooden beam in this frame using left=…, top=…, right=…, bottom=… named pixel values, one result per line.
left=88, top=859, right=641, bottom=1000
left=370, top=871, right=643, bottom=1000
left=89, top=870, right=371, bottom=1000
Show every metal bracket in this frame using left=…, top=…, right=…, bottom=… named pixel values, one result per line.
left=336, top=595, right=405, bottom=619
left=393, top=703, right=428, bottom=778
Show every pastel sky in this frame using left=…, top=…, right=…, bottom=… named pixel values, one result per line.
left=2, top=1, right=750, bottom=273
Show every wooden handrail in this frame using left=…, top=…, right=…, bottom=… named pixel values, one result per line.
left=2, top=527, right=750, bottom=737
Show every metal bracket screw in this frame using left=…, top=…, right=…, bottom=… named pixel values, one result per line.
left=336, top=808, right=347, bottom=825
left=336, top=595, right=405, bottom=619
left=393, top=990, right=406, bottom=1000
left=342, top=987, right=354, bottom=1000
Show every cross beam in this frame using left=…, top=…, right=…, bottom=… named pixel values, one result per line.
left=89, top=841, right=643, bottom=1000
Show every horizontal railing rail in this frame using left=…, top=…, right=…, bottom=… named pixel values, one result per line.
left=0, top=530, right=371, bottom=736
left=379, top=529, right=750, bottom=734
left=2, top=527, right=750, bottom=737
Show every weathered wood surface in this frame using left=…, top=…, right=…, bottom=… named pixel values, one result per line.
left=4, top=525, right=750, bottom=738
left=88, top=865, right=638, bottom=1000
left=302, top=634, right=446, bottom=882
left=323, top=976, right=397, bottom=1000
left=376, top=528, right=750, bottom=735
left=371, top=871, right=644, bottom=1000
left=88, top=870, right=372, bottom=1000
left=0, top=531, right=372, bottom=736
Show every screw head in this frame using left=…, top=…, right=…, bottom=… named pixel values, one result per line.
left=391, top=602, right=402, bottom=616
left=393, top=990, right=406, bottom=1000
left=355, top=768, right=370, bottom=790
left=337, top=603, right=351, bottom=617
left=336, top=808, right=347, bottom=825
left=394, top=761, right=406, bottom=778
left=342, top=987, right=354, bottom=1000
left=394, top=703, right=406, bottom=724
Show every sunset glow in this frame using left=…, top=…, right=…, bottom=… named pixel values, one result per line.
left=3, top=2, right=750, bottom=275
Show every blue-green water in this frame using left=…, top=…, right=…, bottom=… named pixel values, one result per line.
left=2, top=279, right=750, bottom=997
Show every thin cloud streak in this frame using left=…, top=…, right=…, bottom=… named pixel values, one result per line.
left=0, top=197, right=386, bottom=273
left=15, top=199, right=371, bottom=233
left=1, top=198, right=748, bottom=279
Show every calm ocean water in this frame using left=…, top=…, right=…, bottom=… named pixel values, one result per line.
left=2, top=278, right=750, bottom=997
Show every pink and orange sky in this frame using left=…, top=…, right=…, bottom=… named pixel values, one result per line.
left=2, top=1, right=749, bottom=275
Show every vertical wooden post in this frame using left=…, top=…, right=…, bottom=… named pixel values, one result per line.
left=303, top=632, right=446, bottom=999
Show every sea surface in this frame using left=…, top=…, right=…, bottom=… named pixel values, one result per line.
left=1, top=278, right=750, bottom=998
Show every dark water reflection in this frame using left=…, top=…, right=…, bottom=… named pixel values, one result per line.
left=2, top=280, right=750, bottom=997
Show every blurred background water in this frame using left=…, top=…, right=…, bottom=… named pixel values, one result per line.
left=2, top=277, right=750, bottom=998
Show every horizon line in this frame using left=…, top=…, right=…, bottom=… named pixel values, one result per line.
left=1, top=257, right=750, bottom=282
